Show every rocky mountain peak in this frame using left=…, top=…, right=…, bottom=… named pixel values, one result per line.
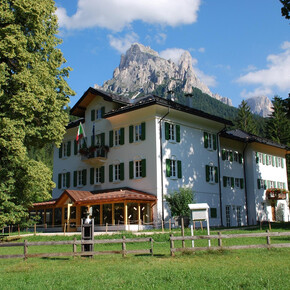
left=246, top=96, right=273, bottom=117
left=95, top=43, right=232, bottom=106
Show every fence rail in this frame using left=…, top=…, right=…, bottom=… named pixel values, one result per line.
left=170, top=231, right=290, bottom=256
left=0, top=236, right=154, bottom=260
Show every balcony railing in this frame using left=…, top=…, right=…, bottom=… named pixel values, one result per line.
left=266, top=188, right=288, bottom=200
left=80, top=146, right=109, bottom=165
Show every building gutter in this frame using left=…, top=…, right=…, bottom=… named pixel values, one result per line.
left=159, top=107, right=170, bottom=223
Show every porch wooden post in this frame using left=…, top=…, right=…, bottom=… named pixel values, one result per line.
left=137, top=203, right=141, bottom=224
left=124, top=203, right=128, bottom=226
left=67, top=204, right=71, bottom=232
left=100, top=204, right=103, bottom=226
left=112, top=203, right=115, bottom=225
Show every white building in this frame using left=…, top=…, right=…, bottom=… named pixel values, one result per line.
left=32, top=87, right=289, bottom=231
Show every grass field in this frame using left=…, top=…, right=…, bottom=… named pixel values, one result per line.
left=1, top=225, right=290, bottom=289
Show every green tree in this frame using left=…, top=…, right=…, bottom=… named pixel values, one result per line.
left=266, top=96, right=290, bottom=145
left=280, top=0, right=290, bottom=19
left=165, top=187, right=195, bottom=218
left=0, top=0, right=74, bottom=228
left=235, top=100, right=258, bottom=134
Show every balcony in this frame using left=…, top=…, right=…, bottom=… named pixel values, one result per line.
left=266, top=188, right=288, bottom=200
left=80, top=145, right=109, bottom=166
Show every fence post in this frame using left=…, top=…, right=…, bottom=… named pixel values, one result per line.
left=170, top=234, right=175, bottom=257
left=106, top=223, right=108, bottom=233
left=268, top=221, right=271, bottom=231
left=24, top=240, right=28, bottom=260
left=266, top=230, right=271, bottom=248
left=34, top=224, right=36, bottom=235
left=218, top=231, right=222, bottom=248
left=122, top=236, right=126, bottom=258
left=169, top=219, right=171, bottom=231
left=18, top=224, right=20, bottom=236
left=162, top=220, right=164, bottom=232
left=150, top=237, right=154, bottom=256
left=181, top=218, right=185, bottom=248
left=200, top=221, right=203, bottom=231
left=63, top=223, right=66, bottom=235
left=73, top=237, right=77, bottom=257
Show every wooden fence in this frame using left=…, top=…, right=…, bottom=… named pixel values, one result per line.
left=0, top=236, right=153, bottom=260
left=170, top=231, right=290, bottom=256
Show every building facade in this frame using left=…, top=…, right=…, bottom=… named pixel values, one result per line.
left=32, top=87, right=289, bottom=231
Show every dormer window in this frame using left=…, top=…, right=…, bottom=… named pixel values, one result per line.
left=91, top=107, right=105, bottom=121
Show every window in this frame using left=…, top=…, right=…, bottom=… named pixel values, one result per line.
left=91, top=107, right=105, bottom=121
left=59, top=141, right=71, bottom=158
left=269, top=180, right=275, bottom=188
left=277, top=182, right=284, bottom=189
left=73, top=169, right=87, bottom=187
left=235, top=178, right=240, bottom=188
left=237, top=206, right=242, bottom=227
left=129, top=159, right=146, bottom=179
left=210, top=208, right=217, bottom=218
left=109, top=163, right=124, bottom=182
left=267, top=155, right=272, bottom=166
left=165, top=122, right=180, bottom=142
left=58, top=172, right=70, bottom=189
left=222, top=149, right=233, bottom=162
left=226, top=205, right=231, bottom=227
left=277, top=157, right=282, bottom=167
left=90, top=167, right=105, bottom=184
left=204, top=132, right=216, bottom=150
left=205, top=165, right=218, bottom=183
left=129, top=123, right=146, bottom=143
left=166, top=158, right=182, bottom=179
left=110, top=128, right=124, bottom=147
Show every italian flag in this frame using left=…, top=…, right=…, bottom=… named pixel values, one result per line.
left=76, top=122, right=86, bottom=144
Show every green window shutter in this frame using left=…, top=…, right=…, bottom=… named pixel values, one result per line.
left=59, top=144, right=63, bottom=158
left=257, top=179, right=261, bottom=189
left=231, top=177, right=234, bottom=188
left=91, top=135, right=95, bottom=146
left=256, top=152, right=259, bottom=163
left=239, top=153, right=243, bottom=164
left=141, top=159, right=146, bottom=178
left=141, top=122, right=146, bottom=141
left=262, top=154, right=266, bottom=165
left=267, top=180, right=271, bottom=189
left=223, top=176, right=227, bottom=187
left=58, top=174, right=62, bottom=189
left=283, top=182, right=286, bottom=189
left=214, top=167, right=218, bottom=183
left=166, top=159, right=171, bottom=177
left=272, top=156, right=275, bottom=167
left=73, top=171, right=77, bottom=187
left=177, top=160, right=182, bottom=179
left=264, top=180, right=267, bottom=189
left=240, top=178, right=244, bottom=189
left=129, top=125, right=134, bottom=143
left=100, top=166, right=105, bottom=183
left=222, top=149, right=226, bottom=160
left=165, top=122, right=169, bottom=140
left=90, top=168, right=94, bottom=185
left=109, top=130, right=113, bottom=147
left=281, top=158, right=284, bottom=168
left=66, top=172, right=70, bottom=188
left=266, top=155, right=269, bottom=165
left=204, top=132, right=208, bottom=148
left=129, top=161, right=134, bottom=179
left=120, top=163, right=124, bottom=180
left=82, top=169, right=87, bottom=186
left=101, top=133, right=105, bottom=146
left=74, top=140, right=78, bottom=155
left=230, top=151, right=233, bottom=162
left=275, top=157, right=278, bottom=167
left=205, top=165, right=210, bottom=182
left=213, top=135, right=217, bottom=150
left=109, top=165, right=113, bottom=182
left=67, top=141, right=71, bottom=157
left=91, top=110, right=95, bottom=121
left=210, top=208, right=217, bottom=218
left=120, top=128, right=125, bottom=145
left=101, top=107, right=105, bottom=118
left=176, top=125, right=180, bottom=143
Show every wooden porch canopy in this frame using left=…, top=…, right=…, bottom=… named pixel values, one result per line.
left=32, top=189, right=157, bottom=209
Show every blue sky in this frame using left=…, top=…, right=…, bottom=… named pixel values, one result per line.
left=55, top=0, right=290, bottom=108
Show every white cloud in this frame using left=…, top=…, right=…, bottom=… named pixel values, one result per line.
left=108, top=32, right=139, bottom=54
left=198, top=47, right=205, bottom=53
left=159, top=48, right=217, bottom=87
left=237, top=41, right=290, bottom=93
left=56, top=0, right=201, bottom=31
left=155, top=33, right=167, bottom=44
left=240, top=87, right=273, bottom=99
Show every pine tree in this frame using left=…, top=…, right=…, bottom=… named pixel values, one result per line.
left=266, top=96, right=290, bottom=145
left=235, top=100, right=257, bottom=134
left=0, top=0, right=74, bottom=228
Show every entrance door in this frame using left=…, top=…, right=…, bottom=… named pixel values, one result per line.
left=271, top=202, right=276, bottom=221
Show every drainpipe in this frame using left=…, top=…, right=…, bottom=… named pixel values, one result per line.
left=217, top=128, right=225, bottom=227
left=243, top=141, right=249, bottom=226
left=159, top=107, right=170, bottom=223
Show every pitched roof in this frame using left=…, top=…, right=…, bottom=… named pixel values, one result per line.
left=220, top=129, right=289, bottom=150
left=104, top=95, right=233, bottom=126
left=70, top=87, right=129, bottom=117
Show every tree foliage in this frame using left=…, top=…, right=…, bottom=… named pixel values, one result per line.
left=165, top=187, right=195, bottom=218
left=0, top=0, right=74, bottom=228
left=265, top=96, right=290, bottom=145
left=280, top=0, right=290, bottom=19
left=234, top=100, right=258, bottom=134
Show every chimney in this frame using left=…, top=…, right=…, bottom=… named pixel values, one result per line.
left=185, top=93, right=193, bottom=107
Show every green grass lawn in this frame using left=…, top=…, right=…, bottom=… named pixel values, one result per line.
left=1, top=225, right=290, bottom=289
